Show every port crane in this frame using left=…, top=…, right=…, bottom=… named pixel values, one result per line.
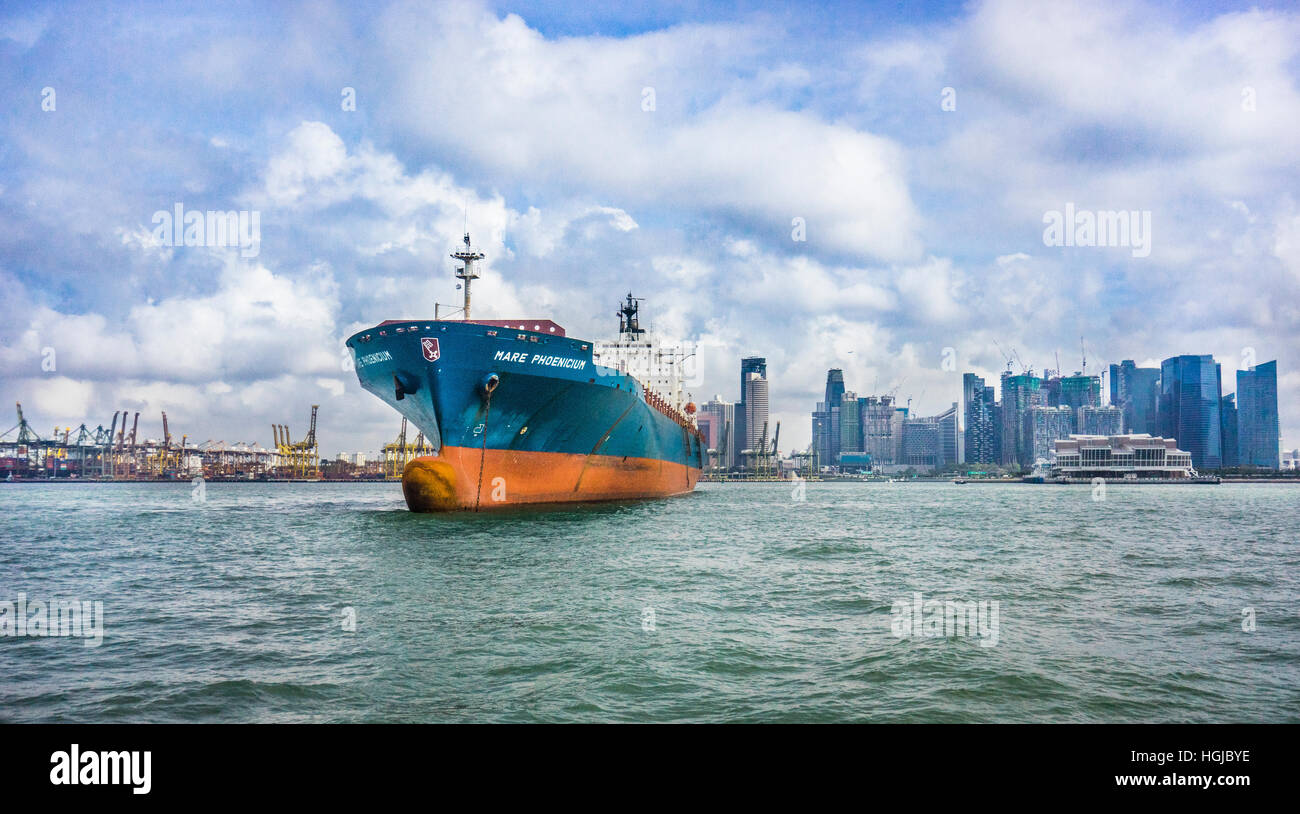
left=147, top=411, right=185, bottom=477
left=108, top=411, right=139, bottom=478
left=713, top=418, right=731, bottom=474
left=383, top=417, right=408, bottom=480
left=101, top=412, right=119, bottom=477
left=749, top=419, right=781, bottom=478
left=5, top=402, right=41, bottom=445
left=382, top=418, right=434, bottom=479
left=273, top=406, right=320, bottom=478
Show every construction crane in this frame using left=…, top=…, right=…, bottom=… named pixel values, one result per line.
left=992, top=341, right=1014, bottom=373
left=885, top=377, right=906, bottom=400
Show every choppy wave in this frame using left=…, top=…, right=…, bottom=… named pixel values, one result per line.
left=0, top=480, right=1297, bottom=722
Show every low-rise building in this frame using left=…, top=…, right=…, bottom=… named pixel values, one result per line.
left=1051, top=434, right=1194, bottom=480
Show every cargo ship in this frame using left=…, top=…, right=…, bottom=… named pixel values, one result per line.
left=346, top=234, right=705, bottom=511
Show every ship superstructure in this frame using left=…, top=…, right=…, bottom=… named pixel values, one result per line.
left=593, top=293, right=696, bottom=413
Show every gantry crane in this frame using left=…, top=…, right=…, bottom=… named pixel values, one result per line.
left=124, top=411, right=140, bottom=478
left=383, top=417, right=408, bottom=480
left=147, top=411, right=184, bottom=477
left=273, top=406, right=320, bottom=478
left=0, top=403, right=41, bottom=475
left=101, top=411, right=120, bottom=477
left=382, top=418, right=433, bottom=479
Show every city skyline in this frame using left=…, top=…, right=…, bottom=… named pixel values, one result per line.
left=799, top=349, right=1282, bottom=472
left=2, top=0, right=1298, bottom=456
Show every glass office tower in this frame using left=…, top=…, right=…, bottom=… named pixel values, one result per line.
left=1112, top=360, right=1161, bottom=434
left=962, top=373, right=998, bottom=464
left=1237, top=361, right=1280, bottom=469
left=1158, top=355, right=1222, bottom=470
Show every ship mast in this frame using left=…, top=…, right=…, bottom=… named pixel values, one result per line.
left=618, top=292, right=644, bottom=338
left=451, top=232, right=484, bottom=320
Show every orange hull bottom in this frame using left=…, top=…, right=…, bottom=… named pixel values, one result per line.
left=401, top=446, right=700, bottom=512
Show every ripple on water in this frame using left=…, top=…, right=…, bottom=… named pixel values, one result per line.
left=0, top=481, right=1296, bottom=722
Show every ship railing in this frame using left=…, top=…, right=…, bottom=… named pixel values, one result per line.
left=642, top=388, right=705, bottom=443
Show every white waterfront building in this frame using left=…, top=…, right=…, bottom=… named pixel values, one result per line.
left=1051, top=434, right=1194, bottom=480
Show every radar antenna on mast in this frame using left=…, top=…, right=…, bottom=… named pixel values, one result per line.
left=451, top=232, right=485, bottom=320
left=617, top=292, right=645, bottom=337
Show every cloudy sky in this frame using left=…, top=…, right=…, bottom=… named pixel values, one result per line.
left=2, top=0, right=1298, bottom=456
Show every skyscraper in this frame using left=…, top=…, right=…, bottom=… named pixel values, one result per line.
left=1059, top=374, right=1101, bottom=411
left=862, top=395, right=901, bottom=466
left=1000, top=372, right=1043, bottom=468
left=811, top=401, right=831, bottom=469
left=824, top=369, right=845, bottom=415
left=1237, top=360, right=1280, bottom=469
left=1023, top=405, right=1075, bottom=465
left=1219, top=394, right=1239, bottom=469
left=1076, top=405, right=1123, bottom=436
left=1111, top=360, right=1161, bottom=434
left=1158, top=355, right=1222, bottom=470
left=737, top=356, right=766, bottom=456
left=839, top=393, right=862, bottom=461
left=743, top=371, right=769, bottom=453
left=963, top=373, right=998, bottom=464
left=936, top=402, right=959, bottom=467
left=1042, top=375, right=1062, bottom=408
left=702, top=397, right=737, bottom=469
left=819, top=369, right=845, bottom=465
left=901, top=418, right=941, bottom=470
left=695, top=412, right=716, bottom=466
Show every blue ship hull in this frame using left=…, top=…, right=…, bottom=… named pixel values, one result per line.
left=346, top=319, right=704, bottom=510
